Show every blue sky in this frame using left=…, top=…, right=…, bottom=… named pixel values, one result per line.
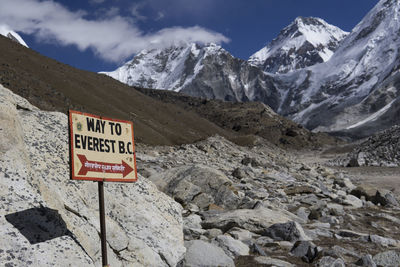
left=1, top=0, right=378, bottom=72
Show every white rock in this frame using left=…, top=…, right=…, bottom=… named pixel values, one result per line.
left=212, top=235, right=250, bottom=258
left=343, top=195, right=363, bottom=208
left=183, top=214, right=202, bottom=229
left=184, top=240, right=234, bottom=267
left=0, top=85, right=185, bottom=267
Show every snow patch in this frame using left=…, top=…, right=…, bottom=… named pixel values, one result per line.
left=346, top=99, right=396, bottom=130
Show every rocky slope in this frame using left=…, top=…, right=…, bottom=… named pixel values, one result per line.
left=136, top=87, right=340, bottom=150
left=0, top=84, right=185, bottom=266
left=248, top=17, right=348, bottom=74
left=331, top=124, right=400, bottom=167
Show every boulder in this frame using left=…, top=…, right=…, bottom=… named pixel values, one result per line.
left=317, top=256, right=345, bottom=267
left=374, top=189, right=399, bottom=207
left=262, top=221, right=310, bottom=242
left=149, top=165, right=240, bottom=209
left=372, top=250, right=400, bottom=267
left=342, top=195, right=363, bottom=208
left=228, top=227, right=257, bottom=242
left=290, top=241, right=319, bottom=263
left=351, top=186, right=399, bottom=207
left=253, top=256, right=295, bottom=266
left=284, top=185, right=315, bottom=195
left=0, top=86, right=185, bottom=266
left=212, top=235, right=250, bottom=258
left=355, top=254, right=377, bottom=267
left=369, top=235, right=400, bottom=247
left=184, top=240, right=234, bottom=267
left=183, top=214, right=202, bottom=230
left=201, top=208, right=298, bottom=233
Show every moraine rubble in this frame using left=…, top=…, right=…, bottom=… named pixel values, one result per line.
left=137, top=136, right=400, bottom=266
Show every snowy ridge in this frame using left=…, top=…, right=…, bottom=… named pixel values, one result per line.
left=101, top=43, right=226, bottom=92
left=0, top=25, right=28, bottom=48
left=249, top=17, right=348, bottom=73
left=279, top=0, right=400, bottom=134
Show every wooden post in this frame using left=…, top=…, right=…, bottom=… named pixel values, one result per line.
left=98, top=181, right=108, bottom=267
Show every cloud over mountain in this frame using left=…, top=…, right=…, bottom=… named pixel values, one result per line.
left=0, top=0, right=229, bottom=63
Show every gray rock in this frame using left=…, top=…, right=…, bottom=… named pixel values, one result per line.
left=284, top=185, right=315, bottom=195
left=212, top=235, right=250, bottom=258
left=250, top=242, right=267, bottom=256
left=369, top=235, right=400, bottom=247
left=337, top=230, right=368, bottom=239
left=317, top=256, right=345, bottom=267
left=149, top=165, right=240, bottom=209
left=228, top=227, right=257, bottom=242
left=184, top=227, right=207, bottom=240
left=351, top=186, right=399, bottom=207
left=184, top=240, right=234, bottom=267
left=255, top=236, right=276, bottom=247
left=201, top=208, right=295, bottom=233
left=326, top=203, right=345, bottom=216
left=290, top=240, right=319, bottom=263
left=232, top=168, right=245, bottom=179
left=253, top=256, right=295, bottom=266
left=355, top=254, right=377, bottom=267
left=184, top=214, right=203, bottom=229
left=241, top=156, right=261, bottom=167
left=262, top=221, right=310, bottom=242
left=342, top=195, right=363, bottom=208
left=205, top=228, right=223, bottom=239
left=296, top=206, right=310, bottom=222
left=373, top=250, right=400, bottom=267
left=374, top=189, right=399, bottom=207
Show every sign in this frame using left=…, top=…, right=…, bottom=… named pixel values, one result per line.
left=69, top=110, right=137, bottom=182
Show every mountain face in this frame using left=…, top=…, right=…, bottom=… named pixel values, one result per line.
left=101, top=43, right=282, bottom=110
left=0, top=25, right=28, bottom=47
left=248, top=17, right=348, bottom=74
left=102, top=0, right=400, bottom=139
left=277, top=0, right=400, bottom=138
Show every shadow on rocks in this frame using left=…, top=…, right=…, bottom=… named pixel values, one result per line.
left=5, top=205, right=71, bottom=244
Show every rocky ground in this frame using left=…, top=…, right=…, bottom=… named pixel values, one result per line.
left=1, top=82, right=400, bottom=266
left=331, top=125, right=400, bottom=168
left=137, top=136, right=400, bottom=266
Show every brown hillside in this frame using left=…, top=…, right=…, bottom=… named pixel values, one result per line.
left=136, top=87, right=340, bottom=149
left=0, top=35, right=234, bottom=145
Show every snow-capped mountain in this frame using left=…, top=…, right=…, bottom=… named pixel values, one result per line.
left=102, top=43, right=281, bottom=108
left=277, top=0, right=400, bottom=137
left=102, top=0, right=400, bottom=139
left=249, top=17, right=348, bottom=73
left=0, top=25, right=28, bottom=48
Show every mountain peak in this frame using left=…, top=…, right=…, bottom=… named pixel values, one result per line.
left=101, top=42, right=231, bottom=92
left=0, top=25, right=28, bottom=48
left=249, top=17, right=348, bottom=73
left=294, top=16, right=323, bottom=26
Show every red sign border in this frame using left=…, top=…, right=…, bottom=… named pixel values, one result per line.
left=69, top=110, right=138, bottom=182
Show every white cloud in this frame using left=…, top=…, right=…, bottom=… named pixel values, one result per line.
left=0, top=0, right=229, bottom=63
